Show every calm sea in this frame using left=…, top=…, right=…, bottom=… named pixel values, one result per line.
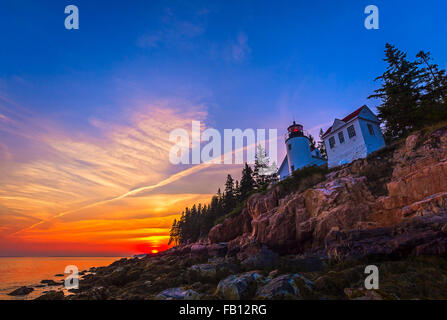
left=0, top=257, right=122, bottom=300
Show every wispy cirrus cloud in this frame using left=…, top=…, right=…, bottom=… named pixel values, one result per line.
left=137, top=7, right=207, bottom=49
left=0, top=96, right=222, bottom=255
left=231, top=32, right=251, bottom=62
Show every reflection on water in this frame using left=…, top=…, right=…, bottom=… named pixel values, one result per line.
left=0, top=257, right=121, bottom=300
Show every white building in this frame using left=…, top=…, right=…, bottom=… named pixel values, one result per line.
left=321, top=105, right=385, bottom=168
left=278, top=121, right=327, bottom=180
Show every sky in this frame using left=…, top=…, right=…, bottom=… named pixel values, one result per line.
left=0, top=0, right=446, bottom=256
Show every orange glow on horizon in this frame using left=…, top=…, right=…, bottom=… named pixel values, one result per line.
left=0, top=102, right=245, bottom=256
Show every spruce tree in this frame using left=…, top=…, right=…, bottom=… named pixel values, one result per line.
left=240, top=163, right=255, bottom=198
left=416, top=51, right=447, bottom=125
left=308, top=134, right=317, bottom=151
left=223, top=174, right=236, bottom=211
left=318, top=128, right=327, bottom=159
left=368, top=43, right=424, bottom=139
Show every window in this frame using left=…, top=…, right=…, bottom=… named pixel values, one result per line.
left=291, top=165, right=295, bottom=172
left=288, top=144, right=292, bottom=150
left=367, top=123, right=375, bottom=136
left=338, top=131, right=345, bottom=143
left=329, top=136, right=335, bottom=149
left=347, top=125, right=356, bottom=138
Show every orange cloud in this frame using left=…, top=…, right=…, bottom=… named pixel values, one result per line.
left=0, top=97, right=234, bottom=256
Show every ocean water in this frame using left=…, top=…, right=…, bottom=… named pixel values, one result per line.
left=0, top=257, right=121, bottom=300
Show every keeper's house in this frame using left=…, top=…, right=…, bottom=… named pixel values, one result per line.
left=321, top=105, right=385, bottom=168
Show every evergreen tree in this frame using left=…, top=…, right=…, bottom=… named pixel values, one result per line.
left=253, top=145, right=268, bottom=187
left=368, top=43, right=424, bottom=139
left=416, top=51, right=447, bottom=125
left=234, top=180, right=241, bottom=202
left=318, top=128, right=327, bottom=159
left=308, top=134, right=317, bottom=151
left=240, top=163, right=255, bottom=198
left=223, top=174, right=236, bottom=211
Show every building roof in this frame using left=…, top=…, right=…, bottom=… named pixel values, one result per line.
left=321, top=105, right=367, bottom=138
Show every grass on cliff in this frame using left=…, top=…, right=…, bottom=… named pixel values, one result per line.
left=214, top=200, right=247, bottom=225
left=277, top=165, right=329, bottom=197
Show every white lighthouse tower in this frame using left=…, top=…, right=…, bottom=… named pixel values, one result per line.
left=278, top=121, right=327, bottom=180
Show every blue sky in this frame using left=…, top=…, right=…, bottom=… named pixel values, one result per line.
left=1, top=0, right=446, bottom=135
left=0, top=0, right=447, bottom=255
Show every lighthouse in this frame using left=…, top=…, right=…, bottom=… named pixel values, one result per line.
left=278, top=121, right=327, bottom=180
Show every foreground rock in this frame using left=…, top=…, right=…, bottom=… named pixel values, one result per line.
left=256, top=274, right=314, bottom=300
left=215, top=272, right=264, bottom=300
left=33, top=126, right=447, bottom=300
left=8, top=286, right=34, bottom=296
left=40, top=279, right=62, bottom=286
left=156, top=287, right=200, bottom=300
left=35, top=290, right=65, bottom=300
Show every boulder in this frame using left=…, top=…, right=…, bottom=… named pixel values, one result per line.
left=8, top=286, right=34, bottom=296
left=256, top=274, right=314, bottom=299
left=189, top=264, right=217, bottom=281
left=190, top=244, right=208, bottom=255
left=35, top=290, right=65, bottom=300
left=206, top=243, right=228, bottom=257
left=344, top=288, right=386, bottom=300
left=155, top=287, right=200, bottom=300
left=40, top=279, right=62, bottom=286
left=215, top=271, right=264, bottom=300
left=238, top=244, right=279, bottom=270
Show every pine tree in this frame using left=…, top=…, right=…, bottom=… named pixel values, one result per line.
left=253, top=145, right=268, bottom=187
left=223, top=174, right=236, bottom=211
left=368, top=43, right=424, bottom=139
left=416, top=51, right=447, bottom=125
left=318, top=128, right=327, bottom=159
left=308, top=134, right=317, bottom=151
left=240, top=163, right=255, bottom=198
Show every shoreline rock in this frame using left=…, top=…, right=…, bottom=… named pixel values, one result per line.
left=8, top=286, right=34, bottom=296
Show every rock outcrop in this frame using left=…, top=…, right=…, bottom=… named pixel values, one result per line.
left=8, top=286, right=34, bottom=296
left=35, top=126, right=447, bottom=300
left=208, top=126, right=447, bottom=260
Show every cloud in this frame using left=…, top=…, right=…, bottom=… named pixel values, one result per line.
left=0, top=97, right=215, bottom=255
left=137, top=8, right=206, bottom=49
left=231, top=32, right=251, bottom=62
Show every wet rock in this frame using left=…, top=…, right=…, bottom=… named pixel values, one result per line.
left=8, top=286, right=34, bottom=296
left=35, top=290, right=65, bottom=300
left=191, top=244, right=207, bottom=255
left=189, top=264, right=217, bottom=281
left=215, top=271, right=264, bottom=300
left=85, top=286, right=111, bottom=300
left=256, top=274, right=314, bottom=300
left=41, top=279, right=62, bottom=286
left=155, top=287, right=200, bottom=300
left=206, top=243, right=228, bottom=257
left=344, top=288, right=387, bottom=300
left=239, top=244, right=279, bottom=270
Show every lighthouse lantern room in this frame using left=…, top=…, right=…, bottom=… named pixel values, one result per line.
left=278, top=121, right=327, bottom=180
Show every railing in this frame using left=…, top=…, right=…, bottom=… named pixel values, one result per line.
left=284, top=130, right=310, bottom=141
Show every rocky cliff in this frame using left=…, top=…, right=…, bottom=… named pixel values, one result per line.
left=36, top=126, right=447, bottom=300
left=208, top=126, right=447, bottom=260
